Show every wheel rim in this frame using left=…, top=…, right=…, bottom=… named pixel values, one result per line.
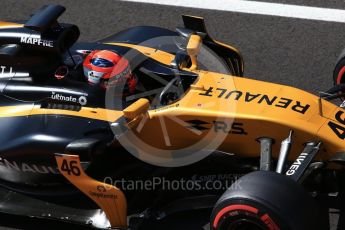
left=213, top=205, right=270, bottom=230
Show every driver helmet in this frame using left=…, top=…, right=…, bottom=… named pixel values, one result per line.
left=83, top=50, right=137, bottom=93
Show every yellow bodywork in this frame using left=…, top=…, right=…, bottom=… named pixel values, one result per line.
left=121, top=70, right=343, bottom=163
left=101, top=37, right=345, bottom=164
left=0, top=21, right=23, bottom=29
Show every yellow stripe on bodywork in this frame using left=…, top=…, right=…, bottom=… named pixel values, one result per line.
left=0, top=105, right=123, bottom=122
left=0, top=21, right=23, bottom=29
left=104, top=42, right=175, bottom=66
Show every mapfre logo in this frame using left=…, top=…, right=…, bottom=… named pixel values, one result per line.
left=20, top=36, right=53, bottom=47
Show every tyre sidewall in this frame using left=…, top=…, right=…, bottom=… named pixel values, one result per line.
left=211, top=171, right=327, bottom=230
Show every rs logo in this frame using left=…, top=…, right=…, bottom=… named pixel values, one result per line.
left=328, top=110, right=345, bottom=139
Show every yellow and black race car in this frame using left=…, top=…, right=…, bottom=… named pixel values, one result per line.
left=0, top=4, right=345, bottom=230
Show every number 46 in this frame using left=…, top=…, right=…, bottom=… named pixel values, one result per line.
left=60, top=159, right=81, bottom=176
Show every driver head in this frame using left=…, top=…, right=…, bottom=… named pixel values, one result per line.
left=83, top=50, right=136, bottom=92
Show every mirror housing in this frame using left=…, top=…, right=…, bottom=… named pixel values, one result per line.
left=123, top=98, right=150, bottom=120
left=186, top=34, right=202, bottom=70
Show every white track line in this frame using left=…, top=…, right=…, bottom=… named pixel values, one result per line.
left=121, top=0, right=345, bottom=23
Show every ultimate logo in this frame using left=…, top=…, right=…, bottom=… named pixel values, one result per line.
left=51, top=92, right=88, bottom=105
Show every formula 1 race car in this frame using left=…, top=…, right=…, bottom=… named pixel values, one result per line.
left=1, top=4, right=345, bottom=230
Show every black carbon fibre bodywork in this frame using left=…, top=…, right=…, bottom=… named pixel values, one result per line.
left=0, top=110, right=112, bottom=185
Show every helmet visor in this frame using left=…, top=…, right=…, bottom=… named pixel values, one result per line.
left=90, top=58, right=114, bottom=68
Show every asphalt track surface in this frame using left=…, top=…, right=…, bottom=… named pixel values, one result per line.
left=1, top=0, right=345, bottom=229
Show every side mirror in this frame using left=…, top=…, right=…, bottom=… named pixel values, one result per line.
left=186, top=34, right=202, bottom=70
left=123, top=98, right=150, bottom=120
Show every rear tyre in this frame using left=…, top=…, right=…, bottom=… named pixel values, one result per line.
left=210, top=171, right=328, bottom=230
